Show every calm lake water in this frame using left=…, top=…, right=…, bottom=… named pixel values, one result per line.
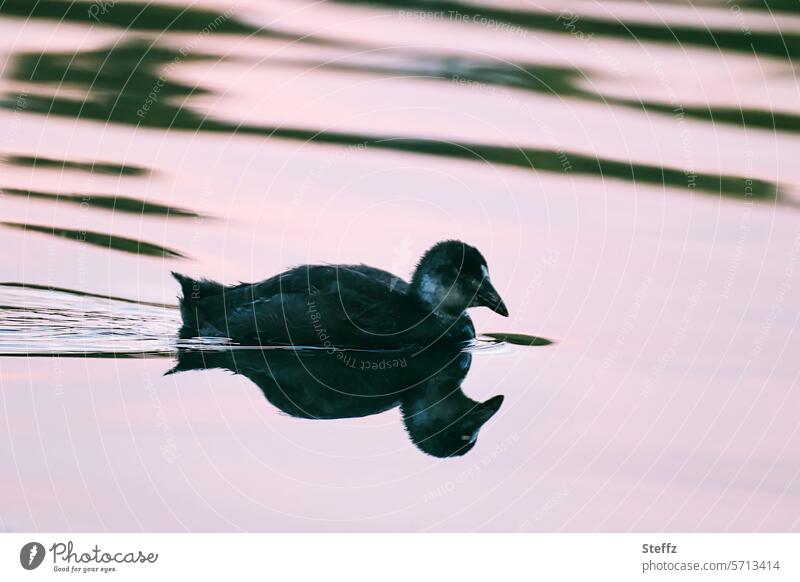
left=0, top=0, right=798, bottom=532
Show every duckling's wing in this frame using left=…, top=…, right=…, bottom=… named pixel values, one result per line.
left=199, top=265, right=417, bottom=346
left=343, top=264, right=410, bottom=294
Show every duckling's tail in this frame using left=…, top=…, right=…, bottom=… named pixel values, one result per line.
left=171, top=272, right=225, bottom=338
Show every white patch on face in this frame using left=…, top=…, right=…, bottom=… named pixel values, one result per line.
left=413, top=410, right=431, bottom=427
left=419, top=273, right=466, bottom=316
left=480, top=264, right=489, bottom=280
left=419, top=274, right=441, bottom=303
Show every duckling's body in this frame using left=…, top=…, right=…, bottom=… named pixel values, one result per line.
left=173, top=240, right=507, bottom=348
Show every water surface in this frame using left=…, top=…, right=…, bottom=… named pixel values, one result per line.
left=0, top=0, right=798, bottom=532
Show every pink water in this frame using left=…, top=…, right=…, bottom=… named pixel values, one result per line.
left=0, top=0, right=798, bottom=531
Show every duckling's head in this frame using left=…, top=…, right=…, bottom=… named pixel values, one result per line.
left=410, top=240, right=508, bottom=319
left=402, top=392, right=505, bottom=458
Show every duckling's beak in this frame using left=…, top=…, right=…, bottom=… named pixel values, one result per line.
left=476, top=277, right=509, bottom=317
left=477, top=394, right=505, bottom=420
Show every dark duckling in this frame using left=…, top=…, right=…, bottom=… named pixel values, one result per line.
left=173, top=240, right=508, bottom=348
left=168, top=345, right=504, bottom=457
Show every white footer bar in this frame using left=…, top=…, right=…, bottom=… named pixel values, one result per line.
left=1, top=533, right=796, bottom=581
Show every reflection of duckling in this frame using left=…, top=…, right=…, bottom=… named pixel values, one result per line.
left=172, top=240, right=507, bottom=348
left=169, top=346, right=503, bottom=458
left=402, top=380, right=504, bottom=458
